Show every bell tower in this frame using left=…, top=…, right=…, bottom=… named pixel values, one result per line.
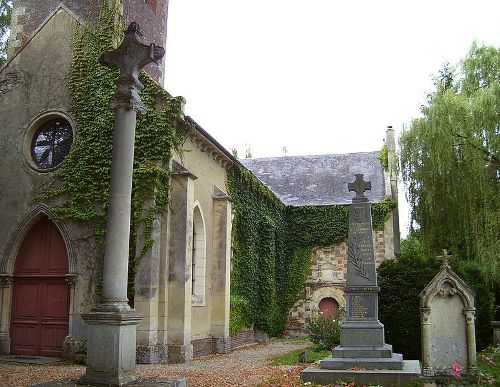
left=7, top=0, right=169, bottom=82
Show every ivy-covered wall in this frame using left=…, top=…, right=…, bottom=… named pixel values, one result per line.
left=228, top=164, right=396, bottom=335
left=43, top=1, right=185, bottom=299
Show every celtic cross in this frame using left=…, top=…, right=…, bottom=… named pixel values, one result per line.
left=348, top=174, right=371, bottom=202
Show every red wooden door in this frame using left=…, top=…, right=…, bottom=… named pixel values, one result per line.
left=318, top=297, right=339, bottom=317
left=10, top=217, right=69, bottom=357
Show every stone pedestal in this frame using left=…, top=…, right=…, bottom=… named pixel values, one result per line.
left=303, top=175, right=417, bottom=385
left=79, top=309, right=142, bottom=385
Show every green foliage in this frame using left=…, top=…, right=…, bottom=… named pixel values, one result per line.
left=228, top=164, right=395, bottom=335
left=229, top=294, right=253, bottom=336
left=308, top=314, right=341, bottom=351
left=400, top=43, right=500, bottom=285
left=0, top=0, right=12, bottom=66
left=42, top=1, right=184, bottom=297
left=271, top=346, right=330, bottom=365
left=476, top=346, right=500, bottom=385
left=378, top=143, right=389, bottom=171
left=378, top=237, right=441, bottom=359
left=379, top=235, right=494, bottom=360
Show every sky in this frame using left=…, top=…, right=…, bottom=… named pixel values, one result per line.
left=163, top=0, right=500, bottom=236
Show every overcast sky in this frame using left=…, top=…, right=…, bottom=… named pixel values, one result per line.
left=163, top=0, right=500, bottom=236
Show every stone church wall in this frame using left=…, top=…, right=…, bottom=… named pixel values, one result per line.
left=0, top=9, right=105, bottom=354
left=285, top=230, right=387, bottom=335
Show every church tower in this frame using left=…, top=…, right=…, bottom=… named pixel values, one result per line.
left=7, top=0, right=169, bottom=82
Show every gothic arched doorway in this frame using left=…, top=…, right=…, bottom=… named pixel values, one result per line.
left=10, top=216, right=69, bottom=356
left=318, top=297, right=339, bottom=317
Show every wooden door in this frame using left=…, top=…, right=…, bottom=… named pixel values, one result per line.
left=10, top=217, right=69, bottom=357
left=318, top=297, right=339, bottom=317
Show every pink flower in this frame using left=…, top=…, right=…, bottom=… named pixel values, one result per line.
left=452, top=361, right=462, bottom=379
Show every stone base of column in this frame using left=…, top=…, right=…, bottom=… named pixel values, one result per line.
left=0, top=332, right=10, bottom=355
left=136, top=344, right=168, bottom=364
left=492, top=321, right=500, bottom=345
left=214, top=336, right=230, bottom=354
left=167, top=343, right=193, bottom=363
left=79, top=307, right=142, bottom=386
left=62, top=335, right=78, bottom=360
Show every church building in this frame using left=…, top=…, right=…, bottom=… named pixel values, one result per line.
left=0, top=0, right=399, bottom=363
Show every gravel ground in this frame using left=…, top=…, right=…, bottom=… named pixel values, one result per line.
left=0, top=340, right=310, bottom=387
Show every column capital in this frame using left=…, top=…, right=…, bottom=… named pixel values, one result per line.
left=464, top=308, right=476, bottom=325
left=420, top=307, right=431, bottom=325
left=0, top=274, right=13, bottom=288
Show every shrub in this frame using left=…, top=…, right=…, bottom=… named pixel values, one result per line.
left=307, top=313, right=341, bottom=350
left=378, top=235, right=494, bottom=359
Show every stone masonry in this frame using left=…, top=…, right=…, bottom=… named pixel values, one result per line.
left=286, top=230, right=387, bottom=334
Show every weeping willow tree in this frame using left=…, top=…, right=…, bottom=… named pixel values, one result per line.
left=400, top=43, right=500, bottom=285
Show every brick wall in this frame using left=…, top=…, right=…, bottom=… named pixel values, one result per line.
left=230, top=330, right=255, bottom=350
left=123, top=0, right=169, bottom=82
left=192, top=337, right=214, bottom=358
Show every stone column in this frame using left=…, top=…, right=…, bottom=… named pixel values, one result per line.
left=0, top=275, right=13, bottom=355
left=464, top=308, right=477, bottom=373
left=385, top=126, right=400, bottom=254
left=79, top=23, right=165, bottom=385
left=211, top=187, right=232, bottom=354
left=167, top=164, right=197, bottom=363
left=492, top=321, right=500, bottom=346
left=420, top=307, right=432, bottom=376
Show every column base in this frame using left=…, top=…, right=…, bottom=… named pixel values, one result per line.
left=0, top=332, right=10, bottom=355
left=79, top=306, right=142, bottom=386
left=62, top=335, right=78, bottom=360
left=167, top=344, right=193, bottom=363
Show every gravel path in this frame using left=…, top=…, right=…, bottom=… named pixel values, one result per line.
left=0, top=340, right=310, bottom=387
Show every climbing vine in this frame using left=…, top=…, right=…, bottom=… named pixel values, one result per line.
left=228, top=164, right=396, bottom=335
left=43, top=1, right=184, bottom=282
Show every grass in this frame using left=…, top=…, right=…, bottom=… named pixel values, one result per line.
left=475, top=345, right=500, bottom=385
left=272, top=346, right=331, bottom=366
left=265, top=345, right=500, bottom=386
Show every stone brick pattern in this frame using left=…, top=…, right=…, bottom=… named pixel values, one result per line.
left=123, top=0, right=169, bottom=82
left=285, top=231, right=387, bottom=334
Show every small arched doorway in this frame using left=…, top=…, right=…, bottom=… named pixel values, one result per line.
left=10, top=216, right=69, bottom=356
left=318, top=297, right=339, bottom=317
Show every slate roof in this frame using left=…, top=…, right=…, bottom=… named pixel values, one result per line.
left=240, top=151, right=386, bottom=206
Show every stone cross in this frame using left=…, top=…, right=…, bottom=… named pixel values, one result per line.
left=348, top=173, right=371, bottom=202
left=80, top=22, right=165, bottom=386
left=100, top=22, right=165, bottom=114
left=437, top=249, right=453, bottom=268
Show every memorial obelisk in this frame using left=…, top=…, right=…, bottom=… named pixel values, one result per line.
left=79, top=23, right=165, bottom=385
left=320, top=174, right=403, bottom=370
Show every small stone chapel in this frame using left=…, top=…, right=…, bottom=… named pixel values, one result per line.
left=0, top=0, right=400, bottom=363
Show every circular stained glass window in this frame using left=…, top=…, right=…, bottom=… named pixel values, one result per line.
left=31, top=118, right=73, bottom=170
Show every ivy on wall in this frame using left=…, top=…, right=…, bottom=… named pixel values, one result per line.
left=43, top=1, right=184, bottom=289
left=228, top=164, right=396, bottom=335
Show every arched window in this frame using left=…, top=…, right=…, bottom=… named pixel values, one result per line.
left=191, top=205, right=206, bottom=305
